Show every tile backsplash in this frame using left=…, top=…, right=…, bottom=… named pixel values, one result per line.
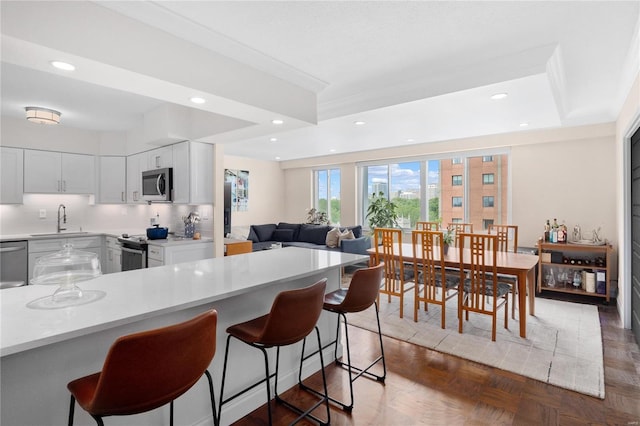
left=0, top=194, right=213, bottom=237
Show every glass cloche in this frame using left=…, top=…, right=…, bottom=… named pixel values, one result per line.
left=28, top=243, right=105, bottom=309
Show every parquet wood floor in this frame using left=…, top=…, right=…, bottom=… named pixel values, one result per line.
left=233, top=296, right=640, bottom=425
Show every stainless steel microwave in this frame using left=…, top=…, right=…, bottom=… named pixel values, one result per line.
left=142, top=167, right=173, bottom=202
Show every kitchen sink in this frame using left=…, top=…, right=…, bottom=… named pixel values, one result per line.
left=30, top=232, right=89, bottom=237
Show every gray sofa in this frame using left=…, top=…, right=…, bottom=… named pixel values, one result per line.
left=247, top=222, right=371, bottom=255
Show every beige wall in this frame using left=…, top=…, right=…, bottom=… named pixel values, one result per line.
left=223, top=154, right=286, bottom=227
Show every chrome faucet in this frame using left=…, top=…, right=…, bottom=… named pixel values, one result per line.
left=57, top=204, right=67, bottom=233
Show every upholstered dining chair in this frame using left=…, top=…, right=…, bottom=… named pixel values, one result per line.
left=67, top=309, right=219, bottom=426
left=300, top=263, right=386, bottom=412
left=411, top=230, right=460, bottom=328
left=488, top=224, right=519, bottom=319
left=373, top=227, right=415, bottom=318
left=218, top=279, right=330, bottom=426
left=415, top=221, right=440, bottom=231
left=458, top=233, right=509, bottom=341
left=448, top=222, right=473, bottom=247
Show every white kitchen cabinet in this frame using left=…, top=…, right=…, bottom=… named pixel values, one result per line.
left=98, top=156, right=126, bottom=204
left=146, top=240, right=213, bottom=268
left=24, top=150, right=95, bottom=194
left=171, top=141, right=213, bottom=204
left=28, top=236, right=103, bottom=281
left=126, top=152, right=147, bottom=204
left=147, top=146, right=173, bottom=170
left=0, top=147, right=24, bottom=204
left=172, top=141, right=189, bottom=204
left=104, top=236, right=122, bottom=274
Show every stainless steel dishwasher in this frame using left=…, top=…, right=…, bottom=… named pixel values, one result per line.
left=0, top=240, right=28, bottom=289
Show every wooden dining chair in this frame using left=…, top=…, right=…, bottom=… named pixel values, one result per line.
left=411, top=230, right=460, bottom=328
left=488, top=224, right=519, bottom=319
left=458, top=233, right=509, bottom=341
left=415, top=221, right=440, bottom=231
left=448, top=223, right=473, bottom=247
left=373, top=228, right=415, bottom=318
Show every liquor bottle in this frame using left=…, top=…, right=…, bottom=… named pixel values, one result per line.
left=551, top=218, right=559, bottom=243
left=558, top=223, right=567, bottom=243
left=544, top=220, right=551, bottom=242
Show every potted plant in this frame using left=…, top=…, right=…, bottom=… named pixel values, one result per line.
left=442, top=227, right=454, bottom=254
left=365, top=192, right=399, bottom=230
left=305, top=208, right=329, bottom=225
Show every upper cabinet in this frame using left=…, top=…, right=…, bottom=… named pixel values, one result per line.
left=24, top=150, right=95, bottom=194
left=126, top=152, right=147, bottom=204
left=0, top=147, right=24, bottom=204
left=98, top=156, right=126, bottom=204
left=146, top=146, right=173, bottom=170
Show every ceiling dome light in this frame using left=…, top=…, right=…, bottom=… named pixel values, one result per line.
left=190, top=97, right=206, bottom=104
left=271, top=119, right=284, bottom=125
left=354, top=120, right=366, bottom=125
left=490, top=93, right=508, bottom=100
left=50, top=61, right=75, bottom=71
left=25, top=107, right=61, bottom=125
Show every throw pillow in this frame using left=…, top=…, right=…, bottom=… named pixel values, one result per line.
left=325, top=227, right=341, bottom=248
left=272, top=229, right=294, bottom=242
left=338, top=229, right=355, bottom=246
left=298, top=224, right=332, bottom=245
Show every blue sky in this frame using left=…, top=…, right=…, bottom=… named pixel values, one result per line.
left=319, top=160, right=441, bottom=200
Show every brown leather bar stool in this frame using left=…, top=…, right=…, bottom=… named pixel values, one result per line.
left=299, top=263, right=386, bottom=412
left=218, top=279, right=330, bottom=426
left=67, top=309, right=218, bottom=426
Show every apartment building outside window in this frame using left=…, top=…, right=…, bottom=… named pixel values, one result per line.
left=314, top=168, right=341, bottom=224
left=359, top=151, right=508, bottom=230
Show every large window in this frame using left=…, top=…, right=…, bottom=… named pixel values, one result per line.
left=362, top=161, right=421, bottom=228
left=314, top=168, right=340, bottom=224
left=359, top=151, right=509, bottom=229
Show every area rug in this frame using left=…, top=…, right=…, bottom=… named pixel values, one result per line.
left=348, top=291, right=605, bottom=399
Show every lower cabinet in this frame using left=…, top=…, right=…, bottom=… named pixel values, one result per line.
left=146, top=241, right=214, bottom=268
left=104, top=236, right=122, bottom=274
left=28, top=236, right=103, bottom=282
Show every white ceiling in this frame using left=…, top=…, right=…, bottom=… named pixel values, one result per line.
left=1, top=1, right=638, bottom=161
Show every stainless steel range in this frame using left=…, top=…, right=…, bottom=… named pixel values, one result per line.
left=117, top=235, right=148, bottom=271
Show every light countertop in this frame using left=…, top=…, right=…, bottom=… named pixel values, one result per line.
left=0, top=247, right=368, bottom=357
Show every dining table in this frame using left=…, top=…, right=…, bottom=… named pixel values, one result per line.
left=368, top=243, right=539, bottom=338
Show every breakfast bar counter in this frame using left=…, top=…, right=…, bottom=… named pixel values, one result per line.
left=1, top=247, right=367, bottom=426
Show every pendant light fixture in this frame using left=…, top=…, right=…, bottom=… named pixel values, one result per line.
left=25, top=106, right=61, bottom=125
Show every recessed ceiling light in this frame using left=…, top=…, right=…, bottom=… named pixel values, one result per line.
left=190, top=97, right=206, bottom=104
left=270, top=137, right=278, bottom=142
left=329, top=149, right=336, bottom=153
left=407, top=138, right=415, bottom=143
left=354, top=120, right=366, bottom=126
left=50, top=61, right=75, bottom=71
left=275, top=156, right=281, bottom=160
left=272, top=119, right=284, bottom=125
left=519, top=122, right=529, bottom=127
left=491, top=93, right=508, bottom=100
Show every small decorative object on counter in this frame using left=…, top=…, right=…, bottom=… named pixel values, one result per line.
left=183, top=211, right=200, bottom=238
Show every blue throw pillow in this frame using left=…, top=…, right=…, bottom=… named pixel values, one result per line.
left=250, top=224, right=277, bottom=242
left=341, top=225, right=363, bottom=239
left=277, top=222, right=301, bottom=241
left=272, top=229, right=294, bottom=242
left=298, top=224, right=331, bottom=245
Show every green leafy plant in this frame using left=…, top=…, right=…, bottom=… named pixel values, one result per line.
left=442, top=227, right=454, bottom=246
left=366, top=192, right=399, bottom=229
